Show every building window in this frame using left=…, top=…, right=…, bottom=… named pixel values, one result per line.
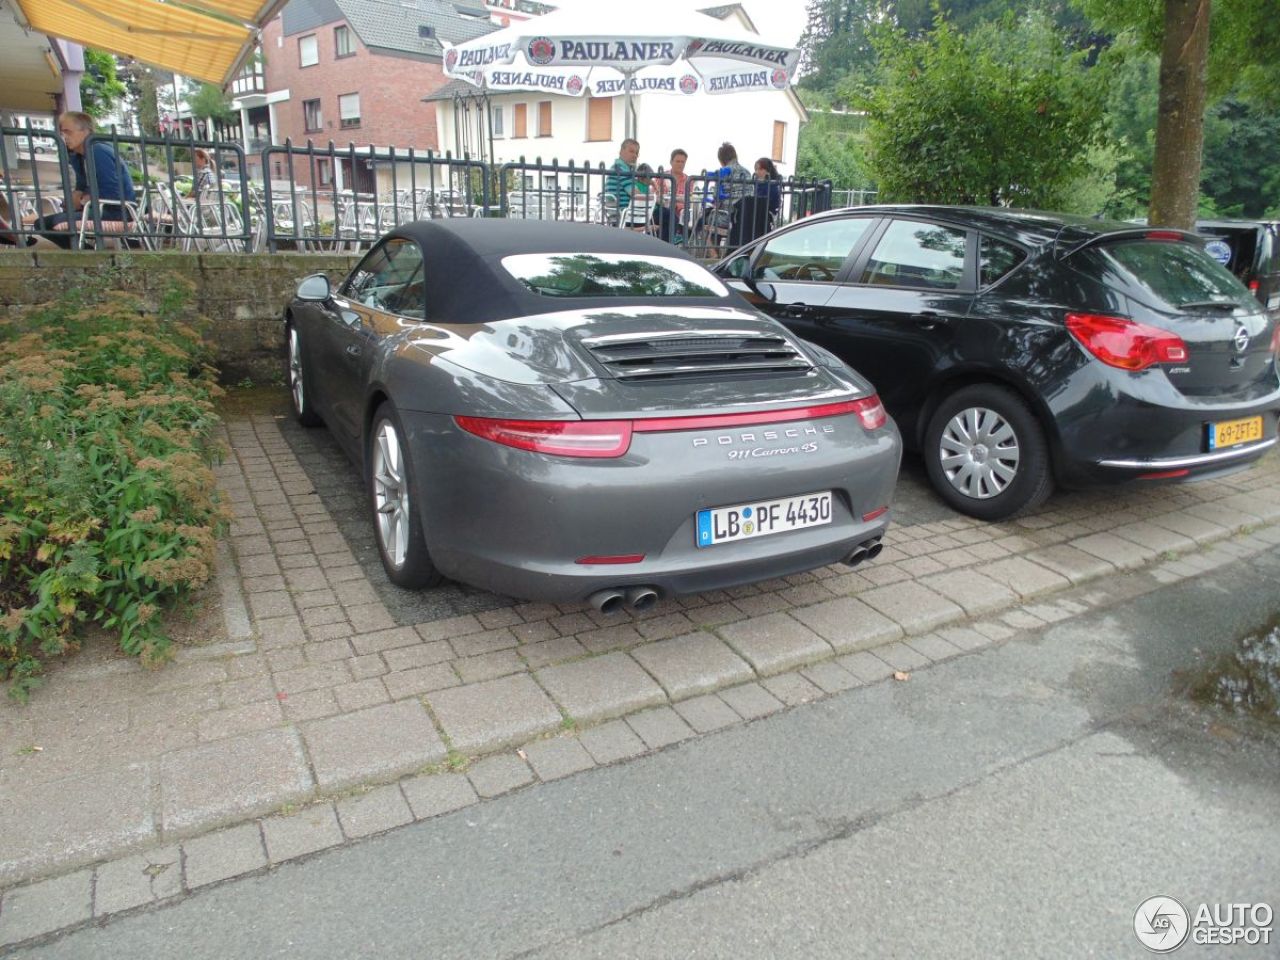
left=492, top=106, right=504, bottom=137
left=772, top=121, right=786, bottom=162
left=317, top=158, right=332, bottom=186
left=335, top=25, right=354, bottom=58
left=299, top=34, right=318, bottom=67
left=304, top=98, right=323, bottom=132
left=339, top=93, right=361, bottom=129
left=537, top=100, right=552, bottom=137
left=586, top=97, right=611, bottom=142
left=513, top=103, right=527, bottom=139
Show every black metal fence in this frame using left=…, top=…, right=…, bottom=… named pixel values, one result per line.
left=260, top=141, right=489, bottom=252
left=1, top=128, right=833, bottom=259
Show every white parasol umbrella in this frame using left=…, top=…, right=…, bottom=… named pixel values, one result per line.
left=442, top=4, right=799, bottom=137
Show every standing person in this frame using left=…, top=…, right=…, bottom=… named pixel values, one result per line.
left=651, top=148, right=690, bottom=244
left=35, top=112, right=136, bottom=249
left=734, top=156, right=782, bottom=246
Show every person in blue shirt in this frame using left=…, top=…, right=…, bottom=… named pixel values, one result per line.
left=35, top=111, right=136, bottom=249
left=603, top=138, right=650, bottom=218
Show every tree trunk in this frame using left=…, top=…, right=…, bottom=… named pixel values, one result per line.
left=138, top=68, right=160, bottom=138
left=1148, top=0, right=1210, bottom=228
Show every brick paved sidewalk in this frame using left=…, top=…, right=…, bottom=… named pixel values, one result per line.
left=2, top=406, right=1279, bottom=949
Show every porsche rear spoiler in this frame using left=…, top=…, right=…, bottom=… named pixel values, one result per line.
left=1054, top=227, right=1202, bottom=260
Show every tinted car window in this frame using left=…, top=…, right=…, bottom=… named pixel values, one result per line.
left=750, top=217, right=873, bottom=282
left=979, top=236, right=1026, bottom=287
left=502, top=253, right=729, bottom=298
left=1103, top=240, right=1252, bottom=308
left=344, top=239, right=426, bottom=318
left=861, top=219, right=968, bottom=290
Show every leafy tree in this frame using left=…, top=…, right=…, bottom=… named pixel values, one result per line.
left=799, top=0, right=1104, bottom=98
left=796, top=106, right=870, bottom=190
left=861, top=13, right=1108, bottom=208
left=1073, top=0, right=1280, bottom=227
left=80, top=50, right=127, bottom=120
left=188, top=83, right=235, bottom=138
left=1201, top=99, right=1280, bottom=218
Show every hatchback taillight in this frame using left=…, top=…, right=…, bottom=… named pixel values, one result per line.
left=1065, top=313, right=1188, bottom=371
left=1271, top=323, right=1280, bottom=359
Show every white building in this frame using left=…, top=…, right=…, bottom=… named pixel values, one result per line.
left=428, top=4, right=806, bottom=177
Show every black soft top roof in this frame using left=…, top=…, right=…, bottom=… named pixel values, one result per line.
left=388, top=219, right=715, bottom=324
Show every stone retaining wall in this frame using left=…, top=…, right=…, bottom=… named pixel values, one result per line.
left=0, top=250, right=363, bottom=383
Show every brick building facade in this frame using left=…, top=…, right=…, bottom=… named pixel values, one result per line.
left=249, top=0, right=494, bottom=190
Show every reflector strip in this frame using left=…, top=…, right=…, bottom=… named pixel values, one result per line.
left=862, top=506, right=889, bottom=521
left=575, top=555, right=645, bottom=565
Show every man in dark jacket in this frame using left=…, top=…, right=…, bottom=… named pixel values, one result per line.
left=36, top=111, right=136, bottom=248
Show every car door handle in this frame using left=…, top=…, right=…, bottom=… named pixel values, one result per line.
left=779, top=304, right=811, bottom=319
left=345, top=344, right=361, bottom=358
left=911, top=311, right=946, bottom=330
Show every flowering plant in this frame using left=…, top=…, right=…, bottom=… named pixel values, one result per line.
left=0, top=274, right=229, bottom=699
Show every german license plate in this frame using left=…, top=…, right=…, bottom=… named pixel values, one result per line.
left=696, top=492, right=832, bottom=548
left=1208, top=416, right=1264, bottom=450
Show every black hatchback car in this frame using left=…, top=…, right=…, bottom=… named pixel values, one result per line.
left=715, top=205, right=1280, bottom=520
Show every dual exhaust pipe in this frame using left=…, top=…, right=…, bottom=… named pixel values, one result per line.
left=587, top=585, right=659, bottom=616
left=841, top=536, right=883, bottom=568
left=587, top=537, right=884, bottom=614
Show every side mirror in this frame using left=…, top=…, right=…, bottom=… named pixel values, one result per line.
left=296, top=274, right=331, bottom=302
left=753, top=281, right=777, bottom=303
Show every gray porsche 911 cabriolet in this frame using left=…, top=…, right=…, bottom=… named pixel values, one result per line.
left=284, top=219, right=901, bottom=613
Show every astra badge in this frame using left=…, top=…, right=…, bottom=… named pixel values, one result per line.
left=527, top=37, right=555, bottom=65
left=566, top=74, right=584, bottom=95
left=1234, top=324, right=1251, bottom=353
left=770, top=67, right=789, bottom=89
left=445, top=48, right=458, bottom=70
left=679, top=74, right=699, bottom=95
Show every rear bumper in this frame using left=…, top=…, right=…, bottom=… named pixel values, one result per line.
left=1096, top=436, right=1277, bottom=470
left=1049, top=365, right=1280, bottom=487
left=400, top=409, right=902, bottom=602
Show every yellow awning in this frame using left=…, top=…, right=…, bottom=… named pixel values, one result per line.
left=14, top=0, right=290, bottom=86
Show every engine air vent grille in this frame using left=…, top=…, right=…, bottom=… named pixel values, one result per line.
left=582, top=330, right=812, bottom=381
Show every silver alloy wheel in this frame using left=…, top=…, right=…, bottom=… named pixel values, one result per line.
left=372, top=420, right=410, bottom=568
left=937, top=405, right=1021, bottom=500
left=289, top=327, right=305, bottom=414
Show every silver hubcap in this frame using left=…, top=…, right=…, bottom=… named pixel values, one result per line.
left=372, top=421, right=410, bottom=568
left=289, top=328, right=304, bottom=414
left=938, top=406, right=1020, bottom=500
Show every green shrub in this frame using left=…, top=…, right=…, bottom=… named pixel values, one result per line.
left=0, top=277, right=229, bottom=700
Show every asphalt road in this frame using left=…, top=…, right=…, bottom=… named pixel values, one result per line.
left=16, top=546, right=1280, bottom=960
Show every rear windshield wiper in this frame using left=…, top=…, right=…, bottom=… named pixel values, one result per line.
left=1178, top=299, right=1240, bottom=311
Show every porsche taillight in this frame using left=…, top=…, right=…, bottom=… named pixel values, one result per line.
left=849, top=395, right=887, bottom=430
left=1065, top=313, right=1188, bottom=371
left=454, top=417, right=633, bottom=458
left=454, top=397, right=887, bottom=458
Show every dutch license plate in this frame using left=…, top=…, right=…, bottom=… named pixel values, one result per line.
left=1208, top=416, right=1264, bottom=450
left=696, top=491, right=832, bottom=548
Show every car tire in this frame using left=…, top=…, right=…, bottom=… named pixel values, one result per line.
left=286, top=322, right=321, bottom=427
left=368, top=402, right=442, bottom=589
left=923, top=384, right=1052, bottom=521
